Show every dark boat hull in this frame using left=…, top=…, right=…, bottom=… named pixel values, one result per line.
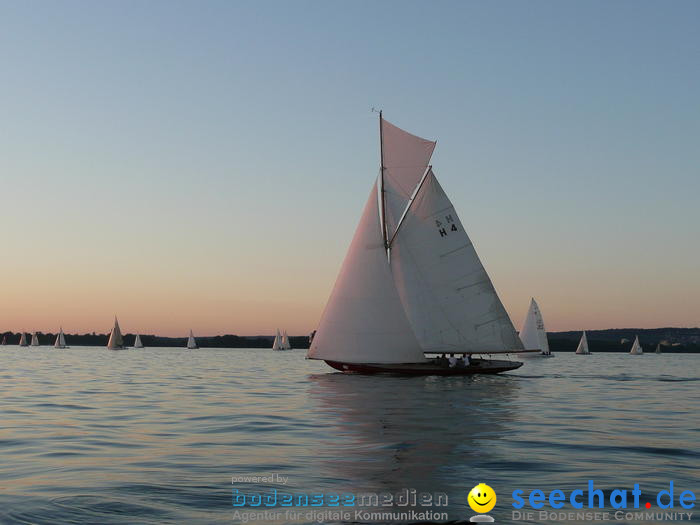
left=324, top=358, right=522, bottom=376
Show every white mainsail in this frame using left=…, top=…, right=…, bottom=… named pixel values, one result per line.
left=272, top=329, right=284, bottom=351
left=655, top=343, right=661, bottom=354
left=54, top=327, right=67, bottom=348
left=575, top=331, right=590, bottom=354
left=187, top=330, right=198, bottom=349
left=309, top=183, right=426, bottom=364
left=518, top=298, right=551, bottom=356
left=107, top=317, right=125, bottom=350
left=309, top=115, right=521, bottom=364
left=281, top=330, right=292, bottom=350
left=1, top=335, right=7, bottom=345
left=31, top=332, right=40, bottom=346
left=19, top=333, right=28, bottom=346
left=629, top=335, right=643, bottom=355
left=133, top=334, right=144, bottom=349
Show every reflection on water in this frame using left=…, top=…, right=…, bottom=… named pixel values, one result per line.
left=0, top=347, right=697, bottom=524
left=308, top=373, right=519, bottom=504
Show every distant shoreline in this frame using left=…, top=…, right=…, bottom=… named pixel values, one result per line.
left=0, top=332, right=308, bottom=349
left=2, top=327, right=699, bottom=352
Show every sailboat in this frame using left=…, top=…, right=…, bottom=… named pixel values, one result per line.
left=655, top=343, right=661, bottom=354
left=629, top=335, right=643, bottom=355
left=186, top=330, right=198, bottom=349
left=19, top=332, right=28, bottom=347
left=280, top=330, right=292, bottom=350
left=1, top=335, right=7, bottom=345
left=133, top=334, right=144, bottom=349
left=308, top=113, right=524, bottom=375
left=519, top=298, right=554, bottom=357
left=31, top=332, right=40, bottom=346
left=272, top=329, right=284, bottom=351
left=107, top=317, right=126, bottom=350
left=54, top=327, right=68, bottom=349
left=575, top=331, right=591, bottom=354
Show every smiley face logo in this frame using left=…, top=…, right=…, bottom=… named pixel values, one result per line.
left=468, top=483, right=497, bottom=514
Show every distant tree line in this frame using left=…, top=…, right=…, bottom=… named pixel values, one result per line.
left=0, top=332, right=311, bottom=349
left=3, top=328, right=698, bottom=352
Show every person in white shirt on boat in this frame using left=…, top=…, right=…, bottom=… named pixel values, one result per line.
left=462, top=354, right=471, bottom=367
left=448, top=354, right=458, bottom=367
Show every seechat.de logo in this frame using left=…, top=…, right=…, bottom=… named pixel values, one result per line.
left=468, top=483, right=497, bottom=522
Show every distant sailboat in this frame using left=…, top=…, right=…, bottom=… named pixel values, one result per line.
left=272, top=329, right=284, bottom=351
left=31, top=332, right=40, bottom=346
left=575, top=331, right=591, bottom=354
left=281, top=330, right=292, bottom=350
left=54, top=327, right=68, bottom=349
left=307, top=113, right=523, bottom=375
left=1, top=335, right=7, bottom=345
left=19, top=333, right=28, bottom=347
left=133, top=334, right=144, bottom=349
left=107, top=317, right=126, bottom=350
left=519, top=298, right=553, bottom=357
left=186, top=330, right=198, bottom=349
left=655, top=343, right=661, bottom=354
left=629, top=335, right=643, bottom=355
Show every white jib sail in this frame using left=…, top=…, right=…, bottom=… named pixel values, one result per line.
left=630, top=335, right=643, bottom=355
left=389, top=170, right=523, bottom=354
left=107, top=318, right=124, bottom=349
left=575, top=331, right=590, bottom=354
left=31, top=333, right=40, bottom=346
left=133, top=334, right=143, bottom=348
left=519, top=298, right=550, bottom=354
left=308, top=182, right=426, bottom=364
left=187, top=330, right=198, bottom=349
left=19, top=333, right=28, bottom=346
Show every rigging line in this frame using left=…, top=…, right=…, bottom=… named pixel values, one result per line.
left=386, top=165, right=432, bottom=248
left=378, top=110, right=389, bottom=250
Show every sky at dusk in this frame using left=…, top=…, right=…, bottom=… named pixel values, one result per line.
left=1, top=0, right=699, bottom=336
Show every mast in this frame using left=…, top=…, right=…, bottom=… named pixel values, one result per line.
left=378, top=110, right=389, bottom=251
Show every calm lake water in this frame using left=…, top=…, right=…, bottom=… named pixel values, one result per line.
left=0, top=347, right=697, bottom=524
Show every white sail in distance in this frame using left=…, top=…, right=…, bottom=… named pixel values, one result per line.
left=309, top=115, right=521, bottom=364
left=272, top=329, right=286, bottom=351
left=54, top=327, right=67, bottom=348
left=518, top=298, right=551, bottom=356
left=281, top=330, right=292, bottom=350
left=1, top=335, right=7, bottom=345
left=575, top=331, right=590, bottom=354
left=187, top=330, right=198, bottom=349
left=629, top=335, right=643, bottom=355
left=133, top=334, right=144, bottom=348
left=655, top=343, right=661, bottom=354
left=107, top=317, right=125, bottom=350
left=31, top=332, right=40, bottom=346
left=19, top=333, right=28, bottom=346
